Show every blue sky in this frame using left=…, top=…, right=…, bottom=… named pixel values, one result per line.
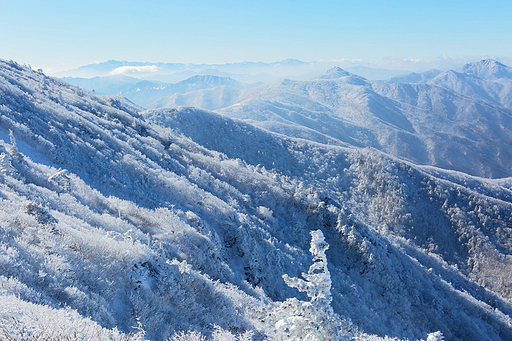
left=1, top=0, right=511, bottom=72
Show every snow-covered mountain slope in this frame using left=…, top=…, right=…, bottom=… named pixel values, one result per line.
left=370, top=81, right=512, bottom=177
left=1, top=59, right=512, bottom=340
left=426, top=59, right=512, bottom=110
left=63, top=74, right=248, bottom=106
left=147, top=62, right=512, bottom=178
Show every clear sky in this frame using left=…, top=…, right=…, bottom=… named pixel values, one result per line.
left=1, top=0, right=511, bottom=73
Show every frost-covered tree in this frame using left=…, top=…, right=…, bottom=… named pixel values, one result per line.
left=8, top=130, right=18, bottom=156
left=272, top=230, right=355, bottom=340
left=426, top=331, right=444, bottom=341
left=169, top=325, right=253, bottom=341
left=8, top=129, right=22, bottom=163
left=0, top=152, right=16, bottom=177
left=48, top=169, right=73, bottom=193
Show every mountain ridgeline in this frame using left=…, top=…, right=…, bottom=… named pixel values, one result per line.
left=0, top=58, right=512, bottom=340
left=146, top=59, right=512, bottom=179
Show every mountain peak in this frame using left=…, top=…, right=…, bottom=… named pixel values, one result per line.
left=278, top=58, right=306, bottom=66
left=319, top=66, right=352, bottom=79
left=460, top=59, right=511, bottom=79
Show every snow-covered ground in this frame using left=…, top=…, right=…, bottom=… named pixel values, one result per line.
left=1, top=59, right=512, bottom=340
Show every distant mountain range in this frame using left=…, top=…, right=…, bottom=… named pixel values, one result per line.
left=52, top=59, right=422, bottom=84
left=145, top=59, right=512, bottom=178
left=62, top=74, right=256, bottom=106
left=58, top=58, right=512, bottom=111
left=1, top=58, right=512, bottom=340
left=60, top=66, right=416, bottom=107
left=386, top=59, right=512, bottom=108
left=53, top=59, right=321, bottom=79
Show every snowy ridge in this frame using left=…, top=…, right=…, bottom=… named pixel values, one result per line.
left=0, top=59, right=512, bottom=340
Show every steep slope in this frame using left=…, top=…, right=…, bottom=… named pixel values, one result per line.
left=1, top=60, right=512, bottom=340
left=143, top=107, right=512, bottom=339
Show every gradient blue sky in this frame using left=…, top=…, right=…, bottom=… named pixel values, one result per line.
left=1, top=0, right=511, bottom=73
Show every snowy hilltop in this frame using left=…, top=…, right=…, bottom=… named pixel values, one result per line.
left=0, top=58, right=512, bottom=340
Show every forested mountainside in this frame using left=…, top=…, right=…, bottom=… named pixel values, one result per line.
left=146, top=60, right=512, bottom=179
left=1, top=59, right=512, bottom=340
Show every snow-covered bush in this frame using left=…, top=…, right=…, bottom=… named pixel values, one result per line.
left=169, top=325, right=253, bottom=341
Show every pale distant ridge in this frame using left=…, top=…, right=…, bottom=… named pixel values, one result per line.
left=63, top=74, right=249, bottom=106
left=385, top=69, right=442, bottom=84
left=146, top=59, right=512, bottom=178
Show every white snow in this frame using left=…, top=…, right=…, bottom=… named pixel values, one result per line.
left=0, top=58, right=512, bottom=340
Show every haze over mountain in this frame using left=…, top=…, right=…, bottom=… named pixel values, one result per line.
left=52, top=59, right=420, bottom=84
left=146, top=60, right=512, bottom=179
left=52, top=59, right=322, bottom=80
left=62, top=74, right=254, bottom=106
left=1, top=58, right=512, bottom=340
left=385, top=69, right=443, bottom=84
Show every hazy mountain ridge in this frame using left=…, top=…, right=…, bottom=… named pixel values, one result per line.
left=1, top=59, right=512, bottom=340
left=63, top=74, right=250, bottom=106
left=52, top=59, right=417, bottom=84
left=385, top=69, right=443, bottom=84
left=52, top=59, right=321, bottom=81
